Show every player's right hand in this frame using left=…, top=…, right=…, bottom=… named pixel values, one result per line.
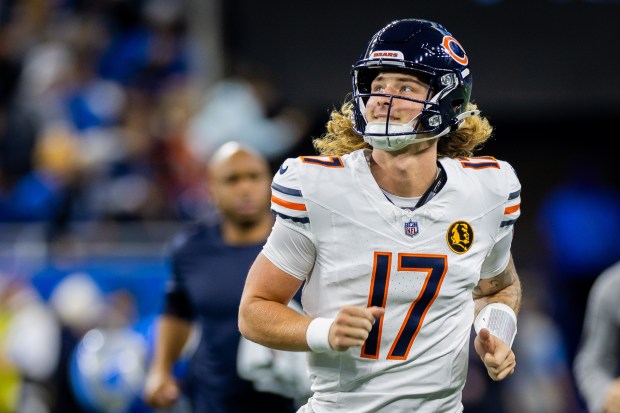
left=328, top=306, right=385, bottom=351
left=142, top=370, right=180, bottom=409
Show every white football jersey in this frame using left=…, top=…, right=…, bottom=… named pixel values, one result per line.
left=269, top=149, right=521, bottom=413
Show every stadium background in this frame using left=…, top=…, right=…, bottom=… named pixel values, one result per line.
left=1, top=0, right=619, bottom=412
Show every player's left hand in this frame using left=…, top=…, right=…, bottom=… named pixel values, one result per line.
left=474, top=328, right=516, bottom=381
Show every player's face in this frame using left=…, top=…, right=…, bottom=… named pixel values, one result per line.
left=210, top=152, right=271, bottom=226
left=364, top=72, right=429, bottom=126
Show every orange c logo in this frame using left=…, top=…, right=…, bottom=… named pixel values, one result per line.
left=442, top=36, right=468, bottom=66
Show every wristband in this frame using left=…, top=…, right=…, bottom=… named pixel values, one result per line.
left=474, top=303, right=517, bottom=347
left=306, top=317, right=334, bottom=353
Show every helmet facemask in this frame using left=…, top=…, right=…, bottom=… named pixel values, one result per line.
left=349, top=19, right=477, bottom=152
left=352, top=68, right=464, bottom=151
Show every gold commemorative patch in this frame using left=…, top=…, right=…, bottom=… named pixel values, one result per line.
left=447, top=221, right=474, bottom=254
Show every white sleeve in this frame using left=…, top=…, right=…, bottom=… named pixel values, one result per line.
left=270, top=157, right=311, bottom=233
left=262, top=219, right=316, bottom=281
left=480, top=228, right=513, bottom=279
left=497, top=161, right=521, bottom=234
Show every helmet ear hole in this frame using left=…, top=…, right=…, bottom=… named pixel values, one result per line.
left=452, top=99, right=464, bottom=111
left=421, top=113, right=441, bottom=130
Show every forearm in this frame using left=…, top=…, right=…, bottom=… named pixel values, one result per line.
left=150, top=315, right=192, bottom=373
left=239, top=297, right=312, bottom=351
left=473, top=254, right=522, bottom=318
left=238, top=252, right=310, bottom=351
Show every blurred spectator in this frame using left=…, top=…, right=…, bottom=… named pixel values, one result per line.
left=0, top=0, right=196, bottom=229
left=47, top=272, right=108, bottom=413
left=0, top=0, right=313, bottom=229
left=186, top=64, right=308, bottom=169
left=0, top=8, right=40, bottom=222
left=98, top=0, right=189, bottom=92
left=69, top=327, right=150, bottom=413
left=574, top=260, right=620, bottom=413
left=44, top=272, right=145, bottom=413
left=1, top=124, right=80, bottom=223
left=0, top=273, right=61, bottom=413
left=142, top=142, right=303, bottom=413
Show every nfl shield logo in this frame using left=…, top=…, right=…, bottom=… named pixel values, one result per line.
left=404, top=220, right=419, bottom=237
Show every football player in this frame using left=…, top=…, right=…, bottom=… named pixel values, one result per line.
left=239, top=18, right=522, bottom=413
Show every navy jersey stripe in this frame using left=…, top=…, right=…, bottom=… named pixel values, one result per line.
left=508, top=190, right=521, bottom=200
left=272, top=182, right=303, bottom=197
left=271, top=209, right=310, bottom=224
left=500, top=219, right=517, bottom=228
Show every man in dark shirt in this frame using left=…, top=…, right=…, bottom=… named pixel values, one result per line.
left=142, top=141, right=299, bottom=413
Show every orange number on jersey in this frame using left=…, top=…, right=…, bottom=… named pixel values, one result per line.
left=361, top=252, right=448, bottom=360
left=456, top=156, right=500, bottom=169
left=300, top=156, right=344, bottom=168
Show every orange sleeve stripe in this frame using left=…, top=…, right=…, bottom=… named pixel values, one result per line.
left=504, top=203, right=521, bottom=214
left=271, top=195, right=307, bottom=211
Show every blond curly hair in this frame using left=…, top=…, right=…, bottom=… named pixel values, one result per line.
left=313, top=100, right=493, bottom=158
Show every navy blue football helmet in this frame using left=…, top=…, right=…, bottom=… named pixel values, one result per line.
left=351, top=19, right=478, bottom=151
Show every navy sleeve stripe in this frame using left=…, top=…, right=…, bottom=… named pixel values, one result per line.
left=271, top=209, right=310, bottom=224
left=508, top=190, right=521, bottom=200
left=500, top=219, right=517, bottom=228
left=272, top=182, right=303, bottom=197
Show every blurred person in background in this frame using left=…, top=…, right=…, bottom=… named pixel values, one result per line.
left=186, top=63, right=309, bottom=172
left=0, top=6, right=40, bottom=223
left=574, top=260, right=620, bottom=413
left=1, top=271, right=143, bottom=413
left=47, top=272, right=109, bottom=413
left=143, top=142, right=305, bottom=413
left=0, top=274, right=60, bottom=413
left=1, top=124, right=81, bottom=224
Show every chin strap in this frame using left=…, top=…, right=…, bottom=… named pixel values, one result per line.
left=363, top=109, right=481, bottom=152
left=455, top=109, right=480, bottom=122
left=414, top=108, right=479, bottom=143
left=434, top=109, right=480, bottom=139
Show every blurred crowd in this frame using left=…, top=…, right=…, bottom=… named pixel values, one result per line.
left=0, top=269, right=186, bottom=413
left=0, top=1, right=308, bottom=412
left=1, top=1, right=620, bottom=413
left=2, top=0, right=192, bottom=228
left=0, top=0, right=308, bottom=235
